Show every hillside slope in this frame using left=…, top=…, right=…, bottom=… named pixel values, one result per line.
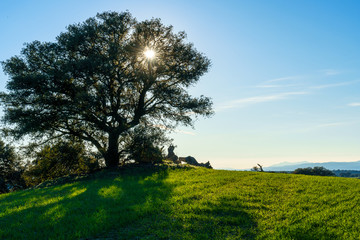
left=1, top=166, right=360, bottom=239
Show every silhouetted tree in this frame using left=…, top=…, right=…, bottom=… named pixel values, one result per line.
left=293, top=166, right=335, bottom=176
left=1, top=11, right=213, bottom=168
left=339, top=171, right=352, bottom=177
left=251, top=164, right=264, bottom=172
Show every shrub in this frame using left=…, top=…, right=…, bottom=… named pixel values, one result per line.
left=339, top=172, right=352, bottom=177
left=251, top=164, right=264, bottom=172
left=125, top=133, right=164, bottom=164
left=122, top=126, right=168, bottom=164
left=0, top=140, right=25, bottom=193
left=23, top=140, right=99, bottom=186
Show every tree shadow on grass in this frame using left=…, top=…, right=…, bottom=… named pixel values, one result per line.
left=0, top=167, right=172, bottom=239
left=134, top=196, right=258, bottom=240
left=0, top=167, right=258, bottom=239
left=113, top=169, right=258, bottom=240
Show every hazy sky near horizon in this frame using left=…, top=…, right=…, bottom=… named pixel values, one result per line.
left=1, top=0, right=360, bottom=169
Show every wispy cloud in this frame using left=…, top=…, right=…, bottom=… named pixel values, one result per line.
left=310, top=80, right=360, bottom=89
left=291, top=121, right=356, bottom=133
left=256, top=84, right=299, bottom=88
left=314, top=122, right=349, bottom=128
left=308, top=121, right=357, bottom=131
left=225, top=70, right=356, bottom=112
left=265, top=70, right=342, bottom=87
left=267, top=69, right=341, bottom=83
left=319, top=69, right=341, bottom=76
left=348, top=102, right=360, bottom=107
left=175, top=130, right=196, bottom=135
left=267, top=76, right=302, bottom=83
left=217, top=91, right=308, bottom=111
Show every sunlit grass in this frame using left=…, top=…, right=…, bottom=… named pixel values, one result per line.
left=1, top=167, right=360, bottom=239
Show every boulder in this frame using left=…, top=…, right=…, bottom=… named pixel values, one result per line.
left=166, top=145, right=179, bottom=163
left=166, top=146, right=212, bottom=168
left=183, top=156, right=212, bottom=169
left=185, top=156, right=198, bottom=165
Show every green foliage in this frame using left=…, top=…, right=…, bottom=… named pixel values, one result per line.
left=0, top=140, right=18, bottom=176
left=123, top=125, right=167, bottom=164
left=293, top=166, right=335, bottom=176
left=1, top=168, right=359, bottom=239
left=336, top=170, right=360, bottom=178
left=1, top=11, right=213, bottom=168
left=126, top=138, right=163, bottom=164
left=251, top=163, right=264, bottom=172
left=0, top=139, right=24, bottom=193
left=339, top=171, right=352, bottom=177
left=23, top=140, right=99, bottom=186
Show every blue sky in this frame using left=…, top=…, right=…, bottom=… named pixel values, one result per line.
left=1, top=0, right=360, bottom=169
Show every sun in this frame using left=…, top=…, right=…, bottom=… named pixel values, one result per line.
left=144, top=49, right=156, bottom=59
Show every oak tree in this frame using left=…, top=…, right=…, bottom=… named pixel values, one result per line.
left=1, top=11, right=212, bottom=168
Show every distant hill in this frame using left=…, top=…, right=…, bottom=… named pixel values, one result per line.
left=265, top=160, right=360, bottom=171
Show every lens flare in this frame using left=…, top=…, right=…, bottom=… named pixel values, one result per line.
left=144, top=49, right=156, bottom=59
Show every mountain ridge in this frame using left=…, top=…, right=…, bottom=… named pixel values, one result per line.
left=265, top=160, right=360, bottom=171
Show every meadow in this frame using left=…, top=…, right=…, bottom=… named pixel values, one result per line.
left=1, top=166, right=360, bottom=239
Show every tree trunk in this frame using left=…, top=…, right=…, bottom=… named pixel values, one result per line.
left=104, top=133, right=120, bottom=168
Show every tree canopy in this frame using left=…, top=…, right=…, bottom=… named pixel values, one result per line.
left=293, top=167, right=335, bottom=176
left=1, top=11, right=213, bottom=168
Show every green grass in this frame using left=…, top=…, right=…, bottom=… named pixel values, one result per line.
left=1, top=166, right=360, bottom=239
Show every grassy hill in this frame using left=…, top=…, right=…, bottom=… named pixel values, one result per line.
left=1, top=165, right=360, bottom=239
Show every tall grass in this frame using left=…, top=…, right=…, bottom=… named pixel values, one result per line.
left=1, top=167, right=360, bottom=239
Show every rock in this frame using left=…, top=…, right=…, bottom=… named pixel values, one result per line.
left=166, top=145, right=179, bottom=163
left=166, top=146, right=212, bottom=168
left=201, top=161, right=212, bottom=169
left=185, top=156, right=198, bottom=165
left=183, top=156, right=212, bottom=169
left=178, top=157, right=186, bottom=163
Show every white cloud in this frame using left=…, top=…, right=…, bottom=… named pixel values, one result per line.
left=217, top=91, right=308, bottom=111
left=175, top=130, right=196, bottom=136
left=267, top=76, right=301, bottom=83
left=266, top=70, right=341, bottom=85
left=315, top=122, right=349, bottom=128
left=256, top=84, right=299, bottom=88
left=348, top=102, right=360, bottom=107
left=311, top=80, right=360, bottom=89
left=290, top=121, right=356, bottom=133
left=319, top=69, right=341, bottom=76
left=256, top=85, right=281, bottom=88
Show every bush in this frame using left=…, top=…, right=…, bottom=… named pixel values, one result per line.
left=293, top=166, right=335, bottom=176
left=339, top=172, right=352, bottom=177
left=23, top=140, right=100, bottom=186
left=122, top=126, right=168, bottom=164
left=0, top=177, right=6, bottom=194
left=126, top=134, right=164, bottom=164
left=0, top=140, right=25, bottom=193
